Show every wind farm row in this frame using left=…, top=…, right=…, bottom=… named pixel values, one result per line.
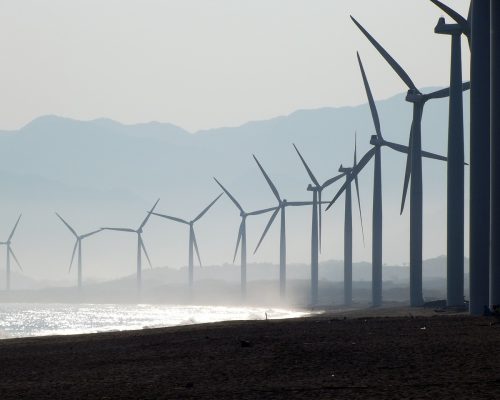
left=0, top=1, right=483, bottom=311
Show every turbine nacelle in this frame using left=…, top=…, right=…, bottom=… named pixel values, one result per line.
left=306, top=184, right=318, bottom=192
left=338, top=165, right=352, bottom=174
left=370, top=134, right=383, bottom=146
left=435, top=17, right=463, bottom=35
left=405, top=89, right=424, bottom=103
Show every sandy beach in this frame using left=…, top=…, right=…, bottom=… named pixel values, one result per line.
left=0, top=307, right=499, bottom=399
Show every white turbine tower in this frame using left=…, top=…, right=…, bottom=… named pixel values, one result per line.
left=214, top=177, right=276, bottom=300
left=151, top=193, right=223, bottom=290
left=55, top=213, right=102, bottom=290
left=0, top=214, right=23, bottom=291
left=102, top=199, right=160, bottom=292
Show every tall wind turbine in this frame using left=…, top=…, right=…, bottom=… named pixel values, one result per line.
left=56, top=213, right=102, bottom=289
left=102, top=199, right=160, bottom=292
left=430, top=0, right=471, bottom=307
left=252, top=155, right=313, bottom=300
left=327, top=52, right=449, bottom=307
left=292, top=145, right=345, bottom=306
left=351, top=16, right=470, bottom=306
left=0, top=215, right=23, bottom=291
left=214, top=178, right=275, bottom=299
left=327, top=136, right=365, bottom=306
left=151, top=193, right=223, bottom=289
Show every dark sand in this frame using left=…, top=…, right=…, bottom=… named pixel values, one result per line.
left=1, top=307, right=499, bottom=399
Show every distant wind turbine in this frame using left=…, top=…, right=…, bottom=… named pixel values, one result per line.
left=55, top=213, right=102, bottom=290
left=0, top=215, right=23, bottom=291
left=292, top=144, right=346, bottom=305
left=102, top=199, right=160, bottom=292
left=327, top=135, right=365, bottom=306
left=351, top=16, right=470, bottom=306
left=151, top=194, right=223, bottom=289
left=214, top=178, right=275, bottom=299
left=327, top=52, right=448, bottom=306
left=252, top=155, right=314, bottom=299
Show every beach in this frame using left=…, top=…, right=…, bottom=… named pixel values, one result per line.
left=0, top=307, right=499, bottom=399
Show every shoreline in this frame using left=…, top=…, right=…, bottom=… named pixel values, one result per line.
left=2, top=306, right=495, bottom=399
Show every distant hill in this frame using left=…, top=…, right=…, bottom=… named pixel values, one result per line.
left=0, top=89, right=470, bottom=282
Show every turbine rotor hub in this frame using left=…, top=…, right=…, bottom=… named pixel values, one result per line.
left=405, top=89, right=424, bottom=104
left=370, top=134, right=382, bottom=146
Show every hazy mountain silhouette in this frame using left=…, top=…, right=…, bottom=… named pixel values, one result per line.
left=0, top=89, right=470, bottom=283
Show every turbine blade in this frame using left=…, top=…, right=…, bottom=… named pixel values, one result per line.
left=55, top=212, right=78, bottom=238
left=9, top=247, right=22, bottom=272
left=80, top=229, right=103, bottom=239
left=400, top=125, right=414, bottom=215
left=351, top=16, right=417, bottom=91
left=354, top=172, right=365, bottom=247
left=385, top=140, right=448, bottom=162
left=214, top=178, right=244, bottom=213
left=286, top=201, right=313, bottom=206
left=357, top=52, right=382, bottom=138
left=150, top=212, right=189, bottom=225
left=101, top=227, right=137, bottom=233
left=193, top=193, right=223, bottom=223
left=139, top=236, right=153, bottom=269
left=321, top=172, right=346, bottom=190
left=247, top=206, right=279, bottom=216
left=192, top=231, right=202, bottom=267
left=425, top=82, right=470, bottom=100
left=253, top=155, right=281, bottom=202
left=8, top=214, right=22, bottom=242
left=429, top=0, right=468, bottom=28
left=292, top=144, right=320, bottom=187
left=326, top=148, right=376, bottom=211
left=253, top=207, right=280, bottom=254
left=233, top=222, right=243, bottom=263
left=139, top=198, right=160, bottom=230
left=69, top=240, right=78, bottom=272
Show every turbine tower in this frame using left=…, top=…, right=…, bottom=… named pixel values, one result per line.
left=0, top=215, right=23, bottom=291
left=327, top=136, right=365, bottom=306
left=430, top=0, right=471, bottom=307
left=102, top=199, right=160, bottom=292
left=327, top=52, right=448, bottom=307
left=351, top=16, right=470, bottom=306
left=214, top=177, right=275, bottom=300
left=252, top=155, right=313, bottom=300
left=151, top=193, right=223, bottom=290
left=55, top=213, right=102, bottom=289
left=292, top=145, right=345, bottom=306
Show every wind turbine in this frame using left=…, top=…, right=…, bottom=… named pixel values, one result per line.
left=327, top=136, right=365, bottom=306
left=327, top=52, right=449, bottom=307
left=252, top=155, right=314, bottom=300
left=0, top=215, right=22, bottom=291
left=213, top=177, right=275, bottom=299
left=151, top=193, right=223, bottom=289
left=430, top=0, right=471, bottom=306
left=102, top=199, right=160, bottom=292
left=55, top=213, right=102, bottom=289
left=292, top=145, right=345, bottom=306
left=351, top=16, right=470, bottom=306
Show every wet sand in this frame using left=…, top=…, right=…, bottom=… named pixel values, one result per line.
left=1, top=307, right=499, bottom=399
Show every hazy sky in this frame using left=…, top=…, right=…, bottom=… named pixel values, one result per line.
left=0, top=0, right=470, bottom=132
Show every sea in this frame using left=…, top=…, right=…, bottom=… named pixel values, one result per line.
left=0, top=303, right=308, bottom=339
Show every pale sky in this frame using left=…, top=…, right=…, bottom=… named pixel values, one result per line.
left=0, top=0, right=470, bottom=132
